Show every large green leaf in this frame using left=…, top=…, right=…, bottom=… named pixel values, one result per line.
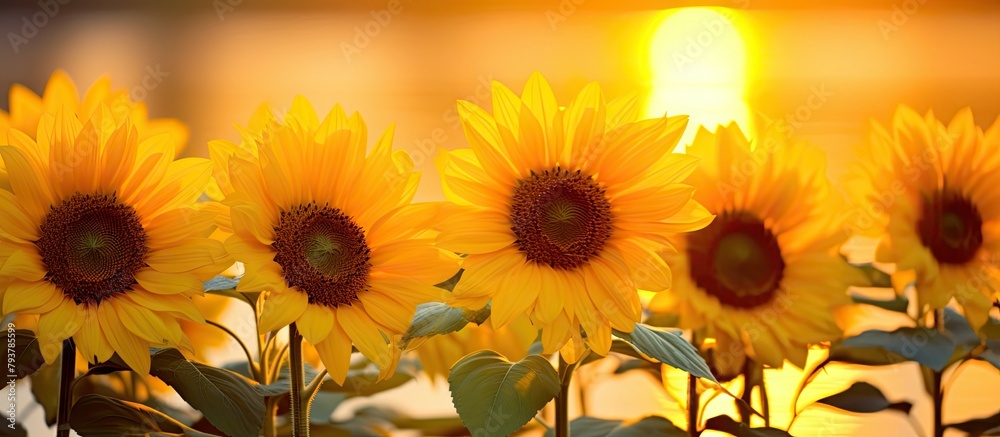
left=8, top=329, right=44, bottom=379
left=704, top=415, right=792, bottom=436
left=29, top=362, right=60, bottom=426
left=828, top=343, right=907, bottom=366
left=399, top=302, right=490, bottom=348
left=613, top=323, right=717, bottom=382
left=543, top=416, right=685, bottom=437
left=981, top=317, right=1000, bottom=340
left=943, top=308, right=981, bottom=353
left=947, top=411, right=1000, bottom=437
left=70, top=394, right=215, bottom=437
left=851, top=263, right=894, bottom=288
left=322, top=358, right=418, bottom=397
left=150, top=348, right=265, bottom=437
left=840, top=328, right=956, bottom=371
left=448, top=351, right=559, bottom=437
left=850, top=290, right=908, bottom=313
left=978, top=340, right=1000, bottom=370
left=815, top=382, right=912, bottom=414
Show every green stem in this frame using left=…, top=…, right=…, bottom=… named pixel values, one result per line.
left=932, top=310, right=944, bottom=437
left=207, top=320, right=259, bottom=380
left=288, top=323, right=308, bottom=437
left=556, top=354, right=572, bottom=437
left=687, top=372, right=699, bottom=436
left=739, top=359, right=753, bottom=425
left=263, top=397, right=278, bottom=437
left=56, top=339, right=75, bottom=437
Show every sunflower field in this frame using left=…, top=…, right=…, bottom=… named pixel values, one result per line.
left=1, top=1, right=998, bottom=436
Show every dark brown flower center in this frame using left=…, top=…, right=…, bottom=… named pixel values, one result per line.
left=37, top=193, right=148, bottom=305
left=509, top=168, right=613, bottom=270
left=686, top=211, right=784, bottom=309
left=918, top=189, right=983, bottom=265
left=272, top=202, right=371, bottom=307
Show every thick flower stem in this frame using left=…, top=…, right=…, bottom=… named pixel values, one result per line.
left=931, top=310, right=944, bottom=437
left=288, top=323, right=309, bottom=437
left=687, top=373, right=700, bottom=437
left=56, top=339, right=76, bottom=437
left=739, top=359, right=754, bottom=425
left=556, top=354, right=572, bottom=437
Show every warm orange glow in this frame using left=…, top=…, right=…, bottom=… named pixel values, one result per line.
left=645, top=7, right=755, bottom=149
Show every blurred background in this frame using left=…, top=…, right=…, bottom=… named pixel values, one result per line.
left=1, top=0, right=998, bottom=435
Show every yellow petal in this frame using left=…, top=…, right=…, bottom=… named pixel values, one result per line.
left=358, top=291, right=413, bottom=334
left=125, top=289, right=204, bottom=323
left=0, top=190, right=38, bottom=242
left=134, top=269, right=203, bottom=295
left=490, top=264, right=540, bottom=330
left=74, top=305, right=114, bottom=364
left=0, top=249, right=45, bottom=282
left=145, top=208, right=217, bottom=248
left=369, top=239, right=460, bottom=284
left=258, top=290, right=308, bottom=334
left=3, top=280, right=61, bottom=315
left=296, top=304, right=334, bottom=345
left=109, top=298, right=174, bottom=348
left=337, top=304, right=390, bottom=367
left=98, top=301, right=151, bottom=375
left=37, top=297, right=87, bottom=364
left=434, top=208, right=515, bottom=255
left=145, top=239, right=230, bottom=274
left=0, top=145, right=54, bottom=221
left=313, top=316, right=352, bottom=385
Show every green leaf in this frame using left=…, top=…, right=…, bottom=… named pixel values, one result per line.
left=150, top=348, right=265, bottom=437
left=977, top=340, right=1000, bottom=370
left=981, top=317, right=1000, bottom=340
left=643, top=312, right=680, bottom=328
left=9, top=329, right=45, bottom=379
left=543, top=416, right=686, bottom=437
left=828, top=343, right=907, bottom=366
left=947, top=411, right=1000, bottom=436
left=851, top=263, right=894, bottom=288
left=434, top=269, right=464, bottom=292
left=309, top=392, right=349, bottom=424
left=840, top=328, right=956, bottom=371
left=943, top=307, right=980, bottom=352
left=613, top=323, right=717, bottom=382
left=322, top=358, right=418, bottom=397
left=70, top=394, right=215, bottom=437
left=704, top=414, right=793, bottom=436
left=400, top=302, right=491, bottom=348
left=448, top=351, right=560, bottom=437
left=202, top=275, right=240, bottom=291
left=850, top=290, right=908, bottom=313
left=29, top=362, right=60, bottom=426
left=815, top=382, right=912, bottom=414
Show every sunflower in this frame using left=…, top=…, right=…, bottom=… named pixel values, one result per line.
left=435, top=72, right=713, bottom=362
left=0, top=108, right=231, bottom=375
left=214, top=97, right=460, bottom=383
left=0, top=70, right=188, bottom=167
left=648, top=122, right=857, bottom=376
left=845, top=106, right=1000, bottom=330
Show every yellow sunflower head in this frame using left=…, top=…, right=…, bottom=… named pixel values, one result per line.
left=0, top=108, right=231, bottom=375
left=214, top=97, right=461, bottom=384
left=435, top=72, right=714, bottom=362
left=846, top=106, right=1000, bottom=330
left=0, top=70, right=188, bottom=161
left=648, top=121, right=856, bottom=376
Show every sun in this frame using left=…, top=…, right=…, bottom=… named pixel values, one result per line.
left=644, top=7, right=756, bottom=150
